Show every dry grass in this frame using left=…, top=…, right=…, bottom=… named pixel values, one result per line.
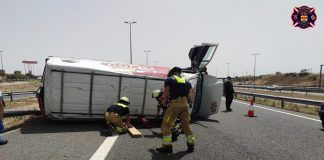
left=4, top=98, right=39, bottom=109
left=0, top=81, right=41, bottom=92
left=236, top=95, right=319, bottom=115
left=255, top=74, right=323, bottom=87
left=3, top=115, right=38, bottom=130
left=236, top=88, right=324, bottom=101
left=1, top=81, right=41, bottom=130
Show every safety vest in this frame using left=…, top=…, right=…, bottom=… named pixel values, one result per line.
left=172, top=75, right=186, bottom=84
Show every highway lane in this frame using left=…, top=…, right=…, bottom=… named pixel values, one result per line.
left=1, top=99, right=323, bottom=160
left=106, top=99, right=323, bottom=160
left=0, top=120, right=107, bottom=160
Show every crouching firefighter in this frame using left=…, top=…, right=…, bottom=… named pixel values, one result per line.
left=104, top=97, right=132, bottom=136
left=156, top=67, right=195, bottom=153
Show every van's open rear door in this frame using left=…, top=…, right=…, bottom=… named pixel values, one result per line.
left=188, top=43, right=220, bottom=117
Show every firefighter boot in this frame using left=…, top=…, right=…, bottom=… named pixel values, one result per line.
left=0, top=139, right=8, bottom=145
left=187, top=143, right=194, bottom=152
left=105, top=124, right=115, bottom=136
left=171, top=128, right=179, bottom=142
left=156, top=145, right=173, bottom=153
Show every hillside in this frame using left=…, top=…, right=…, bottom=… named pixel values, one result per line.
left=235, top=73, right=323, bottom=87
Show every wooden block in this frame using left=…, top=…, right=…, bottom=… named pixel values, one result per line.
left=128, top=127, right=142, bottom=138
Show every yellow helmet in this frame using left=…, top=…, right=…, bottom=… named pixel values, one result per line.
left=152, top=89, right=163, bottom=98
left=119, top=96, right=130, bottom=105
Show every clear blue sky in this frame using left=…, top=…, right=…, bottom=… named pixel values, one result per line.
left=0, top=0, right=323, bottom=77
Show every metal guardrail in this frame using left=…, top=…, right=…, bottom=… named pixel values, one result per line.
left=234, top=85, right=324, bottom=94
left=235, top=91, right=323, bottom=109
left=2, top=90, right=37, bottom=101
left=4, top=110, right=41, bottom=118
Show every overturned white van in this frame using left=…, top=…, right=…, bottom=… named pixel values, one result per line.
left=41, top=43, right=223, bottom=120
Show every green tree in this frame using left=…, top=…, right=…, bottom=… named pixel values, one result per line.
left=0, top=69, right=5, bottom=77
left=14, top=70, right=22, bottom=75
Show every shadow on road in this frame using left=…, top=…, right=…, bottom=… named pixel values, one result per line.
left=17, top=117, right=162, bottom=135
left=18, top=117, right=107, bottom=135
left=143, top=128, right=163, bottom=139
left=148, top=148, right=191, bottom=160
left=191, top=117, right=220, bottom=123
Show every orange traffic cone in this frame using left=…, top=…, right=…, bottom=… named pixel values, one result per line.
left=245, top=99, right=257, bottom=117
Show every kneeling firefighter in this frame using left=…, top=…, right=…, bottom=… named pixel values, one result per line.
left=156, top=67, right=195, bottom=153
left=104, top=97, right=132, bottom=136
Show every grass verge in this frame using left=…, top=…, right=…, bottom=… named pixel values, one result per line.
left=4, top=98, right=39, bottom=109
left=236, top=95, right=319, bottom=115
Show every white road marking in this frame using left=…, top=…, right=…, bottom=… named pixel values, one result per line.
left=234, top=100, right=321, bottom=122
left=90, top=135, right=118, bottom=160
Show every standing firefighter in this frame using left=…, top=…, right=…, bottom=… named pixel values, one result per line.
left=223, top=76, right=235, bottom=111
left=152, top=89, right=181, bottom=142
left=104, top=97, right=132, bottom=136
left=156, top=67, right=195, bottom=153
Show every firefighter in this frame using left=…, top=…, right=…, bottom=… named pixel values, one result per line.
left=104, top=97, right=132, bottom=136
left=156, top=67, right=195, bottom=153
left=0, top=91, right=8, bottom=145
left=152, top=89, right=167, bottom=117
left=152, top=89, right=181, bottom=142
left=223, top=76, right=235, bottom=111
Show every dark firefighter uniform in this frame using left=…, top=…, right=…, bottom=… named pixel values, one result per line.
left=156, top=67, right=195, bottom=153
left=223, top=76, right=235, bottom=111
left=104, top=97, right=130, bottom=135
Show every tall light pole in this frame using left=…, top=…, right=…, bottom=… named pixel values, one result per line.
left=144, top=50, right=151, bottom=65
left=226, top=62, right=230, bottom=77
left=0, top=51, right=3, bottom=71
left=320, top=64, right=324, bottom=88
left=252, top=53, right=260, bottom=87
left=124, top=21, right=137, bottom=64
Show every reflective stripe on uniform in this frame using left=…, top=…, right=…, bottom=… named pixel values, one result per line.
left=117, top=103, right=127, bottom=108
left=173, top=75, right=186, bottom=84
left=186, top=134, right=195, bottom=144
left=115, top=127, right=123, bottom=133
left=163, top=135, right=172, bottom=145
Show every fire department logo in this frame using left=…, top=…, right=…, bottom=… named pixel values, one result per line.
left=291, top=6, right=317, bottom=29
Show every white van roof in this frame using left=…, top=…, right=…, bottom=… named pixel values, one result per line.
left=46, top=56, right=170, bottom=79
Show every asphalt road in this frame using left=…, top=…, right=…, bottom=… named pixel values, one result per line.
left=1, top=99, right=323, bottom=160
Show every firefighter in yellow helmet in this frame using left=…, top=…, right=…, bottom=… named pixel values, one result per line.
left=156, top=67, right=195, bottom=153
left=152, top=89, right=167, bottom=117
left=104, top=96, right=132, bottom=136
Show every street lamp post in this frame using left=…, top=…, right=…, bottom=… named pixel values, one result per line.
left=144, top=50, right=151, bottom=65
left=124, top=21, right=137, bottom=64
left=0, top=51, right=3, bottom=70
left=320, top=64, right=324, bottom=88
left=226, top=62, right=230, bottom=77
left=252, top=53, right=260, bottom=88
